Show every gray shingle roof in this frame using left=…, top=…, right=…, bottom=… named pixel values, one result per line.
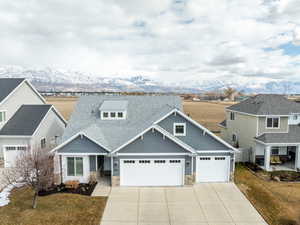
left=227, top=94, right=300, bottom=115
left=255, top=125, right=300, bottom=144
left=0, top=78, right=25, bottom=104
left=219, top=120, right=226, bottom=127
left=99, top=100, right=128, bottom=111
left=62, top=95, right=182, bottom=151
left=0, top=105, right=52, bottom=136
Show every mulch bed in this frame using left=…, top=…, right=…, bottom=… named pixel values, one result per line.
left=241, top=162, right=300, bottom=182
left=38, top=182, right=97, bottom=196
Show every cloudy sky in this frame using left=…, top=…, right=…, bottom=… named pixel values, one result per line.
left=0, top=0, right=300, bottom=83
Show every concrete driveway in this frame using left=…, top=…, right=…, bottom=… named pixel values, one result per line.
left=100, top=183, right=267, bottom=225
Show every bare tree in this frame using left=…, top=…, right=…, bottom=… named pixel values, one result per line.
left=223, top=87, right=237, bottom=101
left=3, top=147, right=54, bottom=209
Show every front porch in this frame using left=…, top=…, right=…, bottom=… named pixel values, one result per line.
left=254, top=144, right=300, bottom=172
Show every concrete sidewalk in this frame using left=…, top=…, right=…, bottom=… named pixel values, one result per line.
left=100, top=183, right=268, bottom=225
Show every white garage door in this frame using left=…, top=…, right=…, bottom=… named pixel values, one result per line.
left=120, top=159, right=185, bottom=186
left=196, top=156, right=230, bottom=182
left=3, top=146, right=27, bottom=168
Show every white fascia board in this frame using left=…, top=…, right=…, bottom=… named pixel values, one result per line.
left=32, top=107, right=53, bottom=137
left=0, top=135, right=31, bottom=138
left=226, top=109, right=290, bottom=117
left=196, top=150, right=235, bottom=154
left=172, top=109, right=238, bottom=152
left=57, top=152, right=108, bottom=156
left=25, top=80, right=47, bottom=104
left=253, top=138, right=300, bottom=146
left=51, top=132, right=111, bottom=153
left=50, top=106, right=68, bottom=126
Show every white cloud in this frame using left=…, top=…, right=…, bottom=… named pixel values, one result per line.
left=0, top=0, right=299, bottom=82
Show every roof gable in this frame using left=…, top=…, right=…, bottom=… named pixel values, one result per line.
left=0, top=78, right=25, bottom=104
left=57, top=135, right=108, bottom=154
left=227, top=94, right=300, bottom=115
left=158, top=111, right=232, bottom=150
left=0, top=105, right=52, bottom=136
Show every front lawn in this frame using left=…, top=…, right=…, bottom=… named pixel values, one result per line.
left=235, top=164, right=300, bottom=225
left=0, top=187, right=107, bottom=225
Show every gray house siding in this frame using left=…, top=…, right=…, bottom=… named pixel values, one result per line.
left=158, top=113, right=230, bottom=150
left=118, top=129, right=191, bottom=154
left=89, top=156, right=96, bottom=172
left=113, top=155, right=192, bottom=176
left=57, top=136, right=108, bottom=154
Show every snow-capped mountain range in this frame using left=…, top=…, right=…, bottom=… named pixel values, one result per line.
left=0, top=66, right=300, bottom=94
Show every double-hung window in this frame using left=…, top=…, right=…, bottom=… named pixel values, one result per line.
left=266, top=117, right=279, bottom=128
left=174, top=123, right=186, bottom=136
left=230, top=112, right=235, bottom=120
left=0, top=111, right=6, bottom=123
left=41, top=138, right=46, bottom=149
left=67, top=157, right=83, bottom=176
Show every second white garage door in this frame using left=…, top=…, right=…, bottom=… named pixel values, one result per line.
left=196, top=156, right=230, bottom=182
left=120, top=159, right=185, bottom=186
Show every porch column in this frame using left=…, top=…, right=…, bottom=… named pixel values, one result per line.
left=264, top=145, right=271, bottom=171
left=296, top=145, right=300, bottom=171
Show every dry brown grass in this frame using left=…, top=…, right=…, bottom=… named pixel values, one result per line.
left=46, top=96, right=78, bottom=120
left=235, top=164, right=300, bottom=225
left=0, top=187, right=107, bottom=225
left=183, top=101, right=233, bottom=132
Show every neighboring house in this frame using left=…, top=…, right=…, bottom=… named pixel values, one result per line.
left=52, top=95, right=237, bottom=187
left=0, top=78, right=67, bottom=167
left=219, top=94, right=300, bottom=172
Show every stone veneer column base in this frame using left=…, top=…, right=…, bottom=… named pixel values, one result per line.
left=112, top=176, right=120, bottom=186
left=54, top=173, right=61, bottom=185
left=185, top=173, right=196, bottom=185
left=89, top=171, right=97, bottom=183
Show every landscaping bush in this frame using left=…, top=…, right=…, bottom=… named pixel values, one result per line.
left=38, top=182, right=97, bottom=196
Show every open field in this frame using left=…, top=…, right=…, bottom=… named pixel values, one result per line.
left=0, top=187, right=107, bottom=225
left=46, top=97, right=231, bottom=132
left=235, top=164, right=300, bottom=225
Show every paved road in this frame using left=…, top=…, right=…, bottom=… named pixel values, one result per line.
left=100, top=183, right=267, bottom=225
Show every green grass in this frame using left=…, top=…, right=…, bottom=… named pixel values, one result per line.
left=0, top=187, right=107, bottom=225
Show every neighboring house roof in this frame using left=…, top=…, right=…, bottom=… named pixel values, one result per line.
left=0, top=78, right=46, bottom=106
left=0, top=78, right=25, bottom=104
left=255, top=125, right=300, bottom=144
left=0, top=105, right=52, bottom=136
left=61, top=95, right=182, bottom=151
left=219, top=120, right=226, bottom=128
left=227, top=94, right=300, bottom=115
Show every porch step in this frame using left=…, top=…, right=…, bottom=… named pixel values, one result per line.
left=91, top=183, right=111, bottom=197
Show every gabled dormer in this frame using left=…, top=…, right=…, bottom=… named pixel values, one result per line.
left=99, top=100, right=128, bottom=120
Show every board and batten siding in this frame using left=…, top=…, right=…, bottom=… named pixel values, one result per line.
left=158, top=112, right=229, bottom=150
left=258, top=116, right=289, bottom=135
left=0, top=82, right=44, bottom=130
left=57, top=136, right=108, bottom=154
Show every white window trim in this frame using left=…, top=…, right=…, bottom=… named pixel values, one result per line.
left=101, top=111, right=126, bottom=120
left=0, top=110, right=7, bottom=123
left=173, top=123, right=186, bottom=136
left=265, top=117, right=280, bottom=129
left=67, top=156, right=84, bottom=177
